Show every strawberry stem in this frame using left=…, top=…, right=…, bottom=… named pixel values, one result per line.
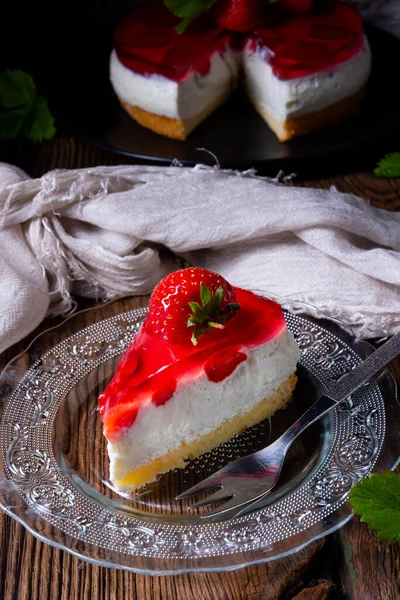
left=186, top=284, right=240, bottom=345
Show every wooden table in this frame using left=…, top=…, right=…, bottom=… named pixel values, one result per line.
left=1, top=135, right=399, bottom=600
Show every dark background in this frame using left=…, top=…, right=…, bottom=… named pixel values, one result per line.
left=2, top=2, right=400, bottom=176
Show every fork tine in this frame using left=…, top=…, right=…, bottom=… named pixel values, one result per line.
left=200, top=489, right=274, bottom=520
left=176, top=455, right=250, bottom=501
left=175, top=476, right=223, bottom=501
left=198, top=495, right=246, bottom=520
left=188, top=487, right=233, bottom=510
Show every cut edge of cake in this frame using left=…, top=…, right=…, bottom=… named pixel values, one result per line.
left=243, top=36, right=371, bottom=142
left=111, top=373, right=297, bottom=490
left=249, top=87, right=367, bottom=142
left=110, top=47, right=239, bottom=140
left=120, top=88, right=233, bottom=140
left=106, top=327, right=300, bottom=491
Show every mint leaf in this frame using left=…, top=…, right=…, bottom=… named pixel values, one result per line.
left=21, top=95, right=56, bottom=142
left=165, top=0, right=218, bottom=31
left=0, top=70, right=55, bottom=142
left=374, top=153, right=400, bottom=178
left=0, top=106, right=30, bottom=139
left=0, top=70, right=36, bottom=109
left=349, top=471, right=400, bottom=543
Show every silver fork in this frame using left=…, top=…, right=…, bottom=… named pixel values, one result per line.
left=176, top=333, right=400, bottom=520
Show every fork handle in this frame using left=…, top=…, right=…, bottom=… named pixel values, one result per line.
left=277, top=394, right=338, bottom=451
left=328, top=333, right=400, bottom=402
left=277, top=333, right=400, bottom=451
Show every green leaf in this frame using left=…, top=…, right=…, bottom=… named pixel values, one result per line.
left=164, top=0, right=218, bottom=32
left=186, top=281, right=240, bottom=346
left=176, top=16, right=194, bottom=33
left=208, top=321, right=224, bottom=329
left=165, top=0, right=214, bottom=18
left=200, top=282, right=212, bottom=306
left=374, top=153, right=400, bottom=178
left=349, top=471, right=400, bottom=543
left=0, top=70, right=56, bottom=142
left=188, top=301, right=206, bottom=320
left=191, top=323, right=212, bottom=345
left=187, top=316, right=200, bottom=327
left=220, top=302, right=240, bottom=316
left=0, top=106, right=30, bottom=139
left=0, top=70, right=36, bottom=109
left=21, top=95, right=56, bottom=142
left=209, top=286, right=224, bottom=313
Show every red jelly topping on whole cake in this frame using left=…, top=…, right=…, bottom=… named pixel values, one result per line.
left=114, top=2, right=234, bottom=82
left=247, top=3, right=364, bottom=80
left=99, top=282, right=286, bottom=442
left=114, top=1, right=365, bottom=82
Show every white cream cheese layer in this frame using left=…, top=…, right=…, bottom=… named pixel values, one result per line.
left=243, top=37, right=371, bottom=121
left=110, top=48, right=239, bottom=120
left=108, top=329, right=300, bottom=482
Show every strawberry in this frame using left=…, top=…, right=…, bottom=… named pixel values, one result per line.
left=148, top=267, right=240, bottom=345
left=277, top=0, right=313, bottom=14
left=210, top=0, right=263, bottom=33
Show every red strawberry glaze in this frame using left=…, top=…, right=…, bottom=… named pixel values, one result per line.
left=246, top=4, right=365, bottom=80
left=114, top=1, right=364, bottom=84
left=113, top=2, right=235, bottom=82
left=98, top=288, right=287, bottom=442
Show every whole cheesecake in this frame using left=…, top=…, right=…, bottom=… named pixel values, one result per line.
left=110, top=1, right=371, bottom=141
left=98, top=268, right=300, bottom=491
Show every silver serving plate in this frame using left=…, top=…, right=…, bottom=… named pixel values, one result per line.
left=0, top=300, right=399, bottom=574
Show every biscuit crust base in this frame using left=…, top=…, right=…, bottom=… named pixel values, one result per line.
left=121, top=87, right=365, bottom=142
left=120, top=88, right=231, bottom=140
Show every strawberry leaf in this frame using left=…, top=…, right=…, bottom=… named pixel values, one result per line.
left=187, top=281, right=240, bottom=345
left=349, top=470, right=400, bottom=543
left=220, top=302, right=240, bottom=317
left=209, top=286, right=224, bottom=313
left=200, top=282, right=212, bottom=306
left=191, top=323, right=211, bottom=345
left=208, top=321, right=224, bottom=329
left=189, top=301, right=206, bottom=320
left=187, top=316, right=199, bottom=327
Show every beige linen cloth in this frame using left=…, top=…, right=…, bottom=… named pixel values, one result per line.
left=0, top=161, right=400, bottom=354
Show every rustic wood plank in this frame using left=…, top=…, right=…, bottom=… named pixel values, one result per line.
left=0, top=528, right=327, bottom=600
left=1, top=135, right=399, bottom=600
left=291, top=580, right=334, bottom=600
left=336, top=524, right=400, bottom=600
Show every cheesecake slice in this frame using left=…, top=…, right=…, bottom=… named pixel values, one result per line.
left=110, top=3, right=239, bottom=140
left=99, top=268, right=300, bottom=491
